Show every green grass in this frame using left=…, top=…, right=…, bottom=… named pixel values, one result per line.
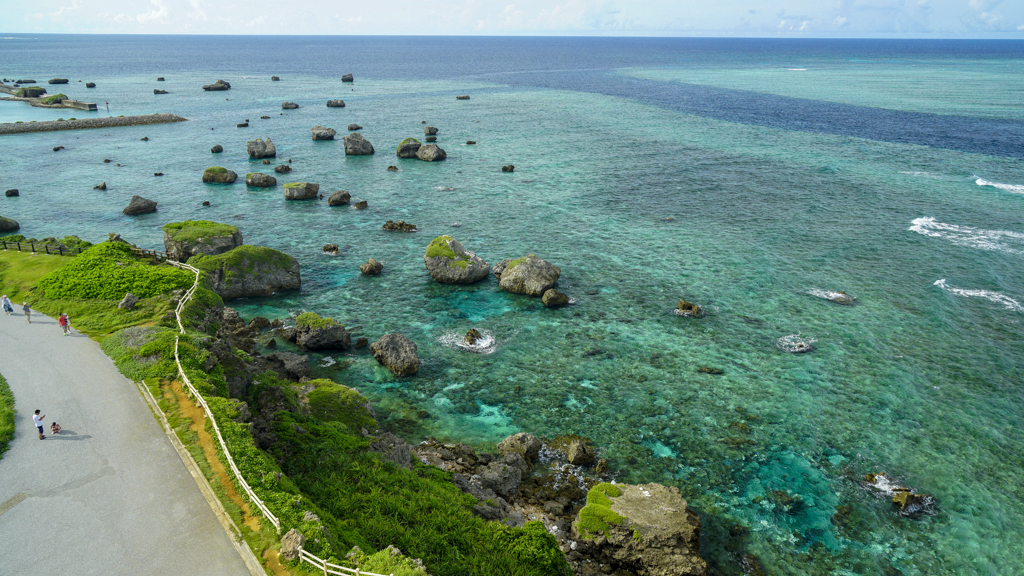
left=204, top=166, right=228, bottom=174
left=295, top=311, right=339, bottom=330
left=38, top=242, right=192, bottom=300
left=0, top=373, right=13, bottom=459
left=41, top=93, right=67, bottom=104
left=425, top=236, right=456, bottom=260
left=162, top=220, right=239, bottom=244
left=283, top=182, right=309, bottom=189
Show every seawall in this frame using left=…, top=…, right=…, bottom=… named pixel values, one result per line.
left=0, top=113, right=188, bottom=135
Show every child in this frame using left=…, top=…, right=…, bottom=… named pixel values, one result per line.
left=50, top=422, right=61, bottom=435
left=58, top=313, right=70, bottom=336
left=1, top=295, right=12, bottom=315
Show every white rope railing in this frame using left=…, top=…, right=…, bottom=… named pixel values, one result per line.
left=298, top=548, right=392, bottom=576
left=167, top=260, right=280, bottom=533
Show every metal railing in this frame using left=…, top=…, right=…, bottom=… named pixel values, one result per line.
left=166, top=259, right=393, bottom=575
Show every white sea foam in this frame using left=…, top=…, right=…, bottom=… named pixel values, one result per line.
left=808, top=289, right=854, bottom=304
left=776, top=334, right=816, bottom=353
left=438, top=330, right=498, bottom=354
left=909, top=217, right=1024, bottom=255
left=933, top=279, right=1024, bottom=312
left=787, top=68, right=807, bottom=71
left=976, top=178, right=1024, bottom=195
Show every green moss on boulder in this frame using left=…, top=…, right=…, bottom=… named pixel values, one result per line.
left=299, top=378, right=377, bottom=432
left=425, top=235, right=457, bottom=259
left=296, top=311, right=339, bottom=329
left=188, top=245, right=300, bottom=300
left=576, top=483, right=625, bottom=539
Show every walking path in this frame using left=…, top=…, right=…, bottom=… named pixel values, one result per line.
left=0, top=311, right=252, bottom=576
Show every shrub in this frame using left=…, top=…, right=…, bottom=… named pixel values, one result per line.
left=38, top=242, right=192, bottom=299
left=162, top=220, right=239, bottom=244
left=0, top=373, right=13, bottom=458
left=295, top=311, right=339, bottom=330
left=425, top=236, right=456, bottom=259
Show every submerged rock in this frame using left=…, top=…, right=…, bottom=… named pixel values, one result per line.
left=423, top=235, right=490, bottom=284
left=371, top=333, right=419, bottom=376
left=456, top=95, right=470, bottom=100
left=153, top=89, right=168, bottom=94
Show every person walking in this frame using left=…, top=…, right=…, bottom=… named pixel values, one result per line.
left=21, top=301, right=31, bottom=323
left=1, top=295, right=12, bottom=315
left=33, top=409, right=46, bottom=440
left=58, top=313, right=70, bottom=336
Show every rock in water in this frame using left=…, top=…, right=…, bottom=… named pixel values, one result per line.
left=371, top=333, right=419, bottom=376
left=0, top=216, right=20, bottom=232
left=493, top=254, right=560, bottom=296
left=386, top=166, right=398, bottom=172
left=416, top=144, right=446, bottom=162
left=48, top=78, right=69, bottom=84
left=341, top=73, right=354, bottom=82
left=573, top=483, right=707, bottom=576
left=360, top=258, right=383, bottom=275
left=353, top=200, right=368, bottom=209
left=677, top=299, right=701, bottom=317
left=163, top=220, right=243, bottom=260
left=327, top=190, right=351, bottom=205
left=423, top=235, right=490, bottom=284
left=202, top=79, right=231, bottom=91
left=245, top=173, right=277, bottom=187
left=153, top=89, right=168, bottom=94
left=456, top=95, right=470, bottom=100
left=247, top=137, right=277, bottom=159
left=396, top=137, right=421, bottom=158
left=464, top=328, right=482, bottom=345
left=211, top=144, right=223, bottom=153
left=295, top=313, right=351, bottom=351
left=497, top=432, right=542, bottom=462
left=347, top=124, right=362, bottom=131
left=502, top=164, right=515, bottom=172
left=282, top=102, right=299, bottom=109
left=326, top=99, right=345, bottom=107
left=310, top=125, right=336, bottom=140
left=383, top=220, right=417, bottom=232
left=344, top=132, right=375, bottom=155
left=323, top=244, right=339, bottom=254
left=202, top=167, right=238, bottom=184
left=542, top=288, right=569, bottom=307
left=284, top=182, right=319, bottom=200
left=424, top=126, right=439, bottom=136
left=123, top=195, right=157, bottom=215
left=566, top=438, right=595, bottom=465
left=93, top=182, right=107, bottom=190
left=118, top=293, right=139, bottom=310
left=271, top=76, right=280, bottom=81
left=190, top=245, right=301, bottom=300
left=4, top=189, right=19, bottom=197
left=274, top=164, right=292, bottom=174
left=86, top=82, right=96, bottom=88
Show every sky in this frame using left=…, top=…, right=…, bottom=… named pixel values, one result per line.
left=2, top=0, right=1023, bottom=37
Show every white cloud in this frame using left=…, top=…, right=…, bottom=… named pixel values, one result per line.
left=27, top=0, right=80, bottom=21
left=186, top=0, right=208, bottom=21
left=137, top=0, right=169, bottom=23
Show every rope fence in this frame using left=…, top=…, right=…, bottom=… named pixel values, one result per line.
left=166, top=258, right=391, bottom=575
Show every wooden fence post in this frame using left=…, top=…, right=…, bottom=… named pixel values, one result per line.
left=30, top=243, right=35, bottom=253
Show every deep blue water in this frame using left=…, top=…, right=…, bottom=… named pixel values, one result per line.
left=2, top=34, right=1023, bottom=576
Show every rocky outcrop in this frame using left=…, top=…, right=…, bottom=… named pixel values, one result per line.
left=573, top=483, right=706, bottom=576
left=5, top=189, right=18, bottom=197
left=284, top=182, right=319, bottom=200
left=565, top=438, right=595, bottom=465
left=326, top=99, right=345, bottom=107
left=383, top=220, right=417, bottom=232
left=456, top=95, right=470, bottom=100
left=123, top=195, right=157, bottom=215
left=247, top=137, right=277, bottom=159
left=341, top=73, right=354, bottom=82
left=280, top=529, right=305, bottom=561
left=202, top=79, right=231, bottom=91
left=502, top=165, right=514, bottom=172
left=493, top=254, right=560, bottom=296
left=118, top=293, right=139, bottom=310
left=162, top=220, right=243, bottom=260
left=271, top=76, right=280, bottom=81
left=189, top=245, right=301, bottom=300
left=311, top=125, right=336, bottom=140
left=676, top=299, right=701, bottom=317
left=274, top=164, right=292, bottom=174
left=328, top=190, right=350, bottom=206
left=0, top=216, right=20, bottom=232
left=344, top=132, right=374, bottom=155
left=464, top=329, right=482, bottom=345
left=48, top=78, right=69, bottom=84
left=265, top=351, right=310, bottom=381
left=369, top=432, right=413, bottom=469
left=211, top=144, right=223, bottom=153
left=396, top=138, right=421, bottom=158
left=416, top=144, right=446, bottom=162
left=347, top=124, right=362, bottom=131
left=245, top=173, right=277, bottom=187
left=202, top=167, right=237, bottom=183
left=353, top=200, right=367, bottom=209
left=370, top=333, right=419, bottom=376
left=423, top=235, right=490, bottom=284
left=153, top=89, right=168, bottom=94
left=323, top=244, right=339, bottom=254
left=93, top=182, right=107, bottom=190
left=424, top=126, right=438, bottom=136
left=295, top=312, right=351, bottom=351
left=360, top=258, right=383, bottom=275
left=282, top=102, right=299, bottom=109
left=542, top=289, right=569, bottom=307
left=497, top=432, right=542, bottom=462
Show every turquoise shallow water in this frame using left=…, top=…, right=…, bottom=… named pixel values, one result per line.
left=2, top=35, right=1023, bottom=576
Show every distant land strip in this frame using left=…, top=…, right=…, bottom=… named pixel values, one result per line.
left=0, top=113, right=187, bottom=135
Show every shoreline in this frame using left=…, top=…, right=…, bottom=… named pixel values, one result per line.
left=0, top=113, right=187, bottom=135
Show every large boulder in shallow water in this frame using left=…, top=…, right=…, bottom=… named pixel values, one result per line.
left=327, top=190, right=350, bottom=206
left=282, top=102, right=299, bottom=109
left=416, top=144, right=446, bottom=162
left=344, top=132, right=374, bottom=155
left=246, top=173, right=277, bottom=187
left=188, top=245, right=300, bottom=300
left=48, top=78, right=69, bottom=85
left=202, top=79, right=231, bottom=91
left=284, top=182, right=319, bottom=200
left=396, top=138, right=421, bottom=158
left=247, top=137, right=276, bottom=159
left=123, top=195, right=157, bottom=215
left=0, top=216, right=20, bottom=232
left=310, top=125, right=336, bottom=140
left=370, top=333, right=419, bottom=376
left=341, top=73, right=354, bottom=82
left=423, top=235, right=490, bottom=284
left=493, top=254, right=560, bottom=296
left=162, top=220, right=243, bottom=260
left=573, top=483, right=706, bottom=576
left=326, top=99, right=346, bottom=108
left=294, top=312, right=351, bottom=351
left=203, top=167, right=237, bottom=183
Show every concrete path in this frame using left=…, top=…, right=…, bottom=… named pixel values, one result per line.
left=0, top=311, right=252, bottom=576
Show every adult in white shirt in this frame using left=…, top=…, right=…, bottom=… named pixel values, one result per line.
left=32, top=409, right=46, bottom=440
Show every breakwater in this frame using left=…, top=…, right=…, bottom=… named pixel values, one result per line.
left=0, top=113, right=187, bottom=134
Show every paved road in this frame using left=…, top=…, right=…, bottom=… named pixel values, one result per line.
left=0, top=311, right=252, bottom=576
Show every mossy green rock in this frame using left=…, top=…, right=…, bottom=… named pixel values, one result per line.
left=493, top=253, right=560, bottom=296
left=245, top=172, right=277, bottom=187
left=573, top=482, right=707, bottom=576
left=188, top=245, right=300, bottom=300
left=423, top=235, right=490, bottom=284
left=162, top=220, right=242, bottom=260
left=295, top=379, right=377, bottom=432
left=202, top=166, right=237, bottom=184
left=283, top=182, right=319, bottom=200
left=294, top=312, right=351, bottom=350
left=396, top=137, right=421, bottom=158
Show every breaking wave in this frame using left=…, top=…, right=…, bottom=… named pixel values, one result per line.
left=933, top=279, right=1024, bottom=312
left=976, top=178, right=1024, bottom=195
left=909, top=217, right=1024, bottom=255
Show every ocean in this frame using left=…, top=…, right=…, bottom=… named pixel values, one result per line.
left=1, top=34, right=1022, bottom=575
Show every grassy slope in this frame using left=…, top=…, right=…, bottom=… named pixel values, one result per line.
left=0, top=374, right=13, bottom=458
